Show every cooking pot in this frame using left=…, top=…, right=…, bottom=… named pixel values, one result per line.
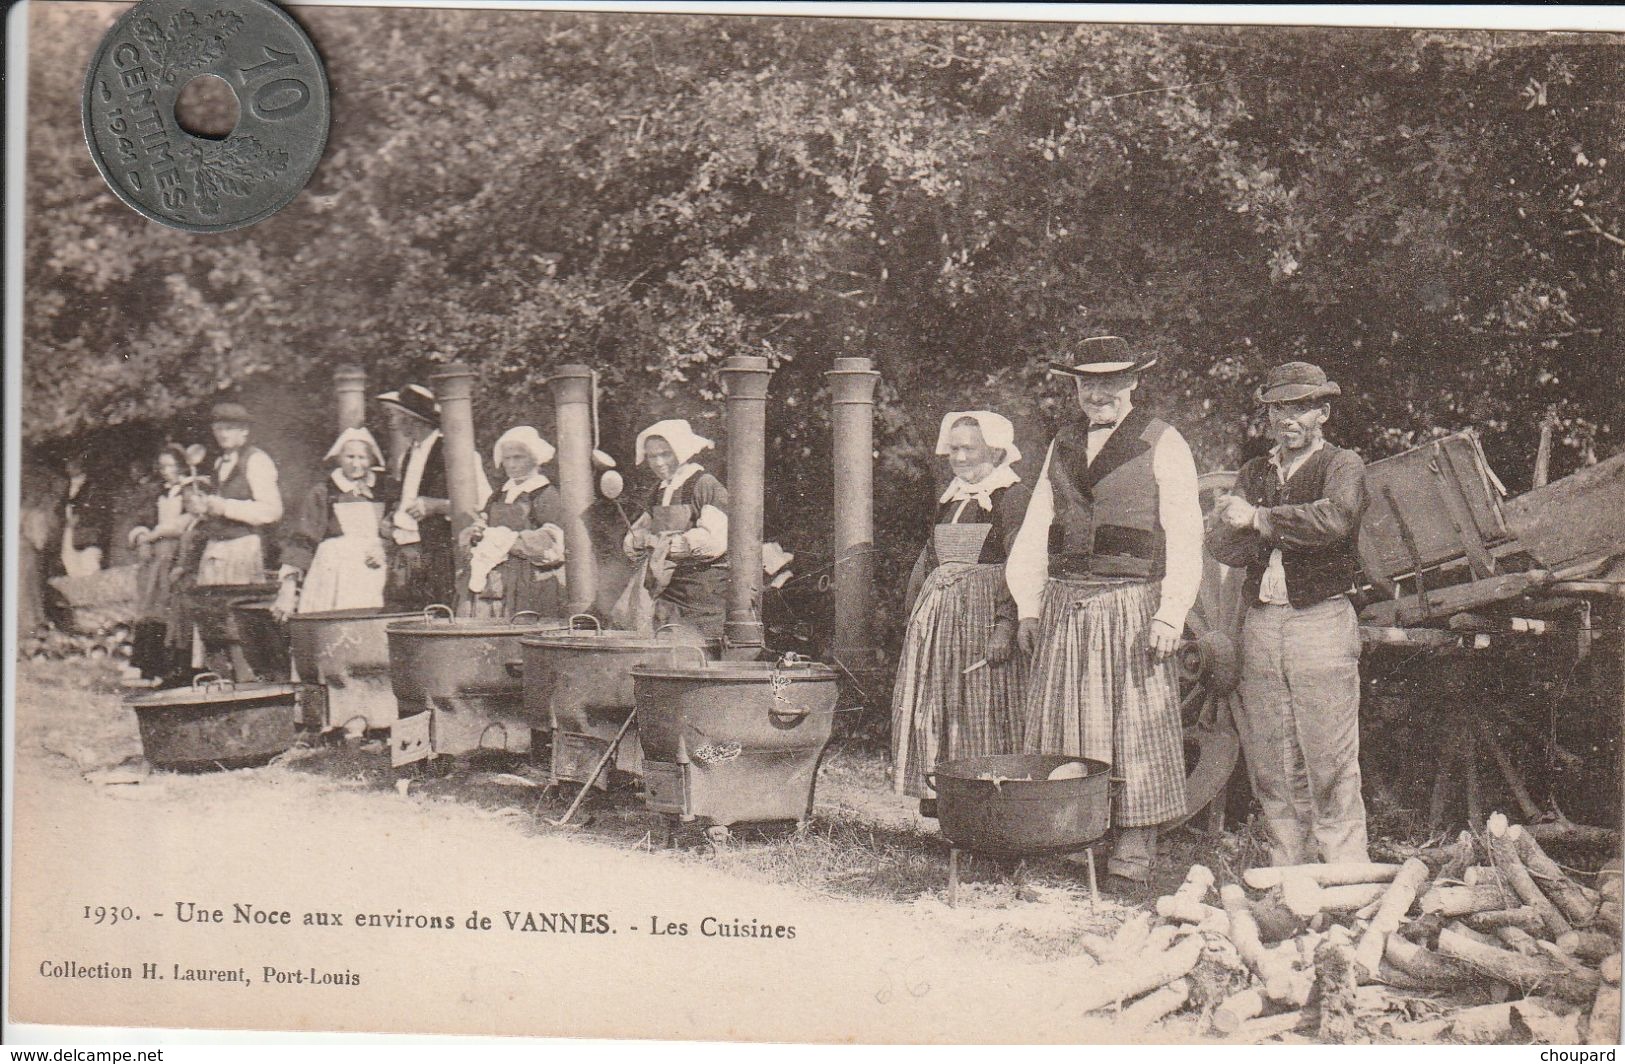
left=126, top=672, right=300, bottom=771
left=928, top=754, right=1112, bottom=857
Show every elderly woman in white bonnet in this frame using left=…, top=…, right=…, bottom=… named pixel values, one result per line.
left=273, top=427, right=396, bottom=619
left=621, top=418, right=729, bottom=639
left=463, top=425, right=566, bottom=619
left=890, top=410, right=1032, bottom=814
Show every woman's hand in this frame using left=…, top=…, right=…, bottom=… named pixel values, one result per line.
left=364, top=545, right=385, bottom=570
left=270, top=578, right=300, bottom=622
left=1147, top=618, right=1180, bottom=660
left=1017, top=618, right=1042, bottom=659
left=987, top=619, right=1016, bottom=665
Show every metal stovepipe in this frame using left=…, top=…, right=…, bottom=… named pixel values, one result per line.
left=826, top=356, right=881, bottom=669
left=430, top=363, right=481, bottom=615
left=719, top=355, right=774, bottom=656
left=547, top=364, right=600, bottom=616
left=332, top=364, right=367, bottom=432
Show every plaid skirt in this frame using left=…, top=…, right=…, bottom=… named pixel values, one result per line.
left=890, top=562, right=1027, bottom=798
left=1020, top=578, right=1186, bottom=827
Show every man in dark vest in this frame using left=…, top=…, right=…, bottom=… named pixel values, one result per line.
left=376, top=382, right=490, bottom=609
left=1206, top=361, right=1369, bottom=866
left=186, top=402, right=284, bottom=584
left=1006, top=336, right=1204, bottom=887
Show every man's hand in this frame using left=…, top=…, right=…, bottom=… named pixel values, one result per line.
left=1147, top=618, right=1180, bottom=660
left=404, top=498, right=429, bottom=521
left=1017, top=618, right=1042, bottom=659
left=1221, top=494, right=1257, bottom=529
left=987, top=619, right=1015, bottom=665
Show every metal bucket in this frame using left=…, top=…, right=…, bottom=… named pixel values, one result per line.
left=929, top=754, right=1112, bottom=858
left=633, top=654, right=838, bottom=828
left=287, top=607, right=417, bottom=732
left=519, top=616, right=716, bottom=787
left=228, top=598, right=292, bottom=681
left=386, top=606, right=562, bottom=755
left=127, top=673, right=299, bottom=771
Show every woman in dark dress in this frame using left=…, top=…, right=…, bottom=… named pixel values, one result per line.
left=620, top=419, right=729, bottom=639
left=890, top=411, right=1031, bottom=806
left=465, top=426, right=566, bottom=619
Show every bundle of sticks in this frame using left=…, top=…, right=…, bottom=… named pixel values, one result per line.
left=1080, top=811, right=1621, bottom=1043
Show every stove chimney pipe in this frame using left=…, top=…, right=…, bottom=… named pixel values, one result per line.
left=719, top=356, right=774, bottom=656
left=826, top=356, right=881, bottom=670
left=333, top=364, right=367, bottom=433
left=431, top=363, right=481, bottom=615
left=548, top=364, right=600, bottom=616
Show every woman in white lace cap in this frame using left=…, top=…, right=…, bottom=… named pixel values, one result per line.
left=890, top=411, right=1031, bottom=814
left=464, top=426, right=566, bottom=619
left=621, top=418, right=729, bottom=639
left=273, top=427, right=396, bottom=619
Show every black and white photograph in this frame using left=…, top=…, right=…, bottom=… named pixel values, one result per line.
left=4, top=0, right=1623, bottom=1047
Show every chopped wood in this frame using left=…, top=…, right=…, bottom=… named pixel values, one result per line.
left=1243, top=863, right=1402, bottom=890
left=1464, top=865, right=1498, bottom=886
left=1231, top=1011, right=1305, bottom=1043
left=1438, top=926, right=1600, bottom=1003
left=1509, top=824, right=1601, bottom=927
left=1212, top=988, right=1265, bottom=1034
left=1447, top=920, right=1509, bottom=950
left=1603, top=954, right=1621, bottom=985
left=1314, top=935, right=1360, bottom=1044
left=1464, top=906, right=1546, bottom=934
left=1489, top=812, right=1572, bottom=938
left=1436, top=830, right=1479, bottom=881
left=1281, top=879, right=1387, bottom=919
left=1375, top=961, right=1438, bottom=991
left=1249, top=896, right=1306, bottom=944
left=1528, top=821, right=1621, bottom=852
left=1120, top=978, right=1190, bottom=1029
left=1353, top=858, right=1432, bottom=978
left=1587, top=984, right=1622, bottom=1045
left=1597, top=900, right=1622, bottom=937
left=1155, top=896, right=1227, bottom=928
left=1557, top=931, right=1618, bottom=964
left=1113, top=911, right=1152, bottom=952
left=1385, top=1000, right=1580, bottom=1044
left=1495, top=926, right=1543, bottom=957
left=1420, top=882, right=1513, bottom=917
left=1077, top=935, right=1204, bottom=1014
left=1220, top=884, right=1296, bottom=1001
left=1146, top=924, right=1182, bottom=952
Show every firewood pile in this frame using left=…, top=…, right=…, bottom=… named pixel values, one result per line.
left=1076, top=811, right=1621, bottom=1043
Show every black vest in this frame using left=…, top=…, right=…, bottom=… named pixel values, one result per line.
left=197, top=445, right=270, bottom=542
left=1047, top=407, right=1170, bottom=579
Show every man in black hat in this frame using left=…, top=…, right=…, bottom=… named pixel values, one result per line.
left=1207, top=361, right=1370, bottom=866
left=376, top=383, right=490, bottom=608
left=1006, top=336, right=1205, bottom=887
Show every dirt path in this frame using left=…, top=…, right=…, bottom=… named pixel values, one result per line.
left=8, top=660, right=1164, bottom=1042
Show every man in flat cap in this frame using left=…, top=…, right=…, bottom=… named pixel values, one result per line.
left=376, top=382, right=490, bottom=608
left=1206, top=361, right=1370, bottom=866
left=185, top=402, right=284, bottom=585
left=1005, top=336, right=1204, bottom=887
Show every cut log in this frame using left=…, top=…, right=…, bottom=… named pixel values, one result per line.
left=1353, top=858, right=1431, bottom=978
left=1603, top=954, right=1621, bottom=985
left=1597, top=900, right=1622, bottom=937
left=1155, top=896, right=1227, bottom=928
left=1212, top=988, right=1265, bottom=1035
left=1557, top=930, right=1619, bottom=964
left=1120, top=978, right=1190, bottom=1029
left=1386, top=1000, right=1580, bottom=1044
left=1587, top=984, right=1622, bottom=1045
left=1281, top=879, right=1387, bottom=919
left=1447, top=920, right=1509, bottom=950
left=1528, top=821, right=1621, bottom=852
left=1220, top=884, right=1296, bottom=1001
left=1488, top=813, right=1572, bottom=939
left=1375, top=961, right=1439, bottom=991
left=1113, top=911, right=1152, bottom=953
left=1249, top=896, right=1307, bottom=944
left=1243, top=863, right=1401, bottom=890
left=1231, top=1011, right=1306, bottom=1043
left=1420, top=882, right=1513, bottom=917
left=1464, top=906, right=1546, bottom=934
left=1495, top=926, right=1543, bottom=957
left=1508, top=824, right=1600, bottom=927
left=1438, top=926, right=1600, bottom=1003
left=1314, top=935, right=1360, bottom=1044
left=1464, top=865, right=1498, bottom=886
left=1077, top=935, right=1204, bottom=1014
left=1435, top=830, right=1479, bottom=881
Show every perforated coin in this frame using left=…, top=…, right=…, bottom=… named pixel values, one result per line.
left=82, top=0, right=329, bottom=233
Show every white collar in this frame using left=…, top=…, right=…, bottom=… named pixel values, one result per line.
left=330, top=468, right=377, bottom=496
left=939, top=464, right=1020, bottom=511
left=660, top=462, right=705, bottom=504
left=1086, top=399, right=1133, bottom=433
left=501, top=472, right=550, bottom=504
left=1269, top=437, right=1326, bottom=480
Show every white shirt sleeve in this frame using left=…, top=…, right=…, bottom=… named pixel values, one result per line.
left=1152, top=430, right=1203, bottom=631
left=216, top=450, right=283, bottom=526
left=1004, top=441, right=1056, bottom=620
left=681, top=505, right=729, bottom=559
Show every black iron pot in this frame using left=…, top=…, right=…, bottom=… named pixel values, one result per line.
left=126, top=673, right=299, bottom=771
left=928, top=754, right=1112, bottom=858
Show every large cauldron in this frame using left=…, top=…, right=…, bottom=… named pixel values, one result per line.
left=634, top=654, right=837, bottom=836
left=287, top=607, right=418, bottom=732
left=386, top=606, right=562, bottom=755
left=928, top=754, right=1111, bottom=858
left=127, top=673, right=299, bottom=771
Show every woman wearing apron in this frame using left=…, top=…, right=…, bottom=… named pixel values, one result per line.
left=127, top=444, right=200, bottom=678
left=273, top=428, right=396, bottom=617
left=890, top=411, right=1031, bottom=812
left=465, top=426, right=566, bottom=619
left=622, top=419, right=729, bottom=639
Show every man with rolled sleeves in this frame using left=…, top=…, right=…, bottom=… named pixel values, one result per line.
left=1206, top=361, right=1370, bottom=866
left=1005, top=336, right=1205, bottom=887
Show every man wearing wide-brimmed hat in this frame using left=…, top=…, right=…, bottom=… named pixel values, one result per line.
left=1207, top=361, right=1370, bottom=866
left=1005, top=336, right=1205, bottom=888
left=186, top=401, right=284, bottom=586
left=376, top=382, right=490, bottom=608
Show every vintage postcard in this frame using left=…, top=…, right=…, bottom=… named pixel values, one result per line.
left=5, top=0, right=1622, bottom=1047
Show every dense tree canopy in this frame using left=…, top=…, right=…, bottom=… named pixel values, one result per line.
left=24, top=6, right=1622, bottom=645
